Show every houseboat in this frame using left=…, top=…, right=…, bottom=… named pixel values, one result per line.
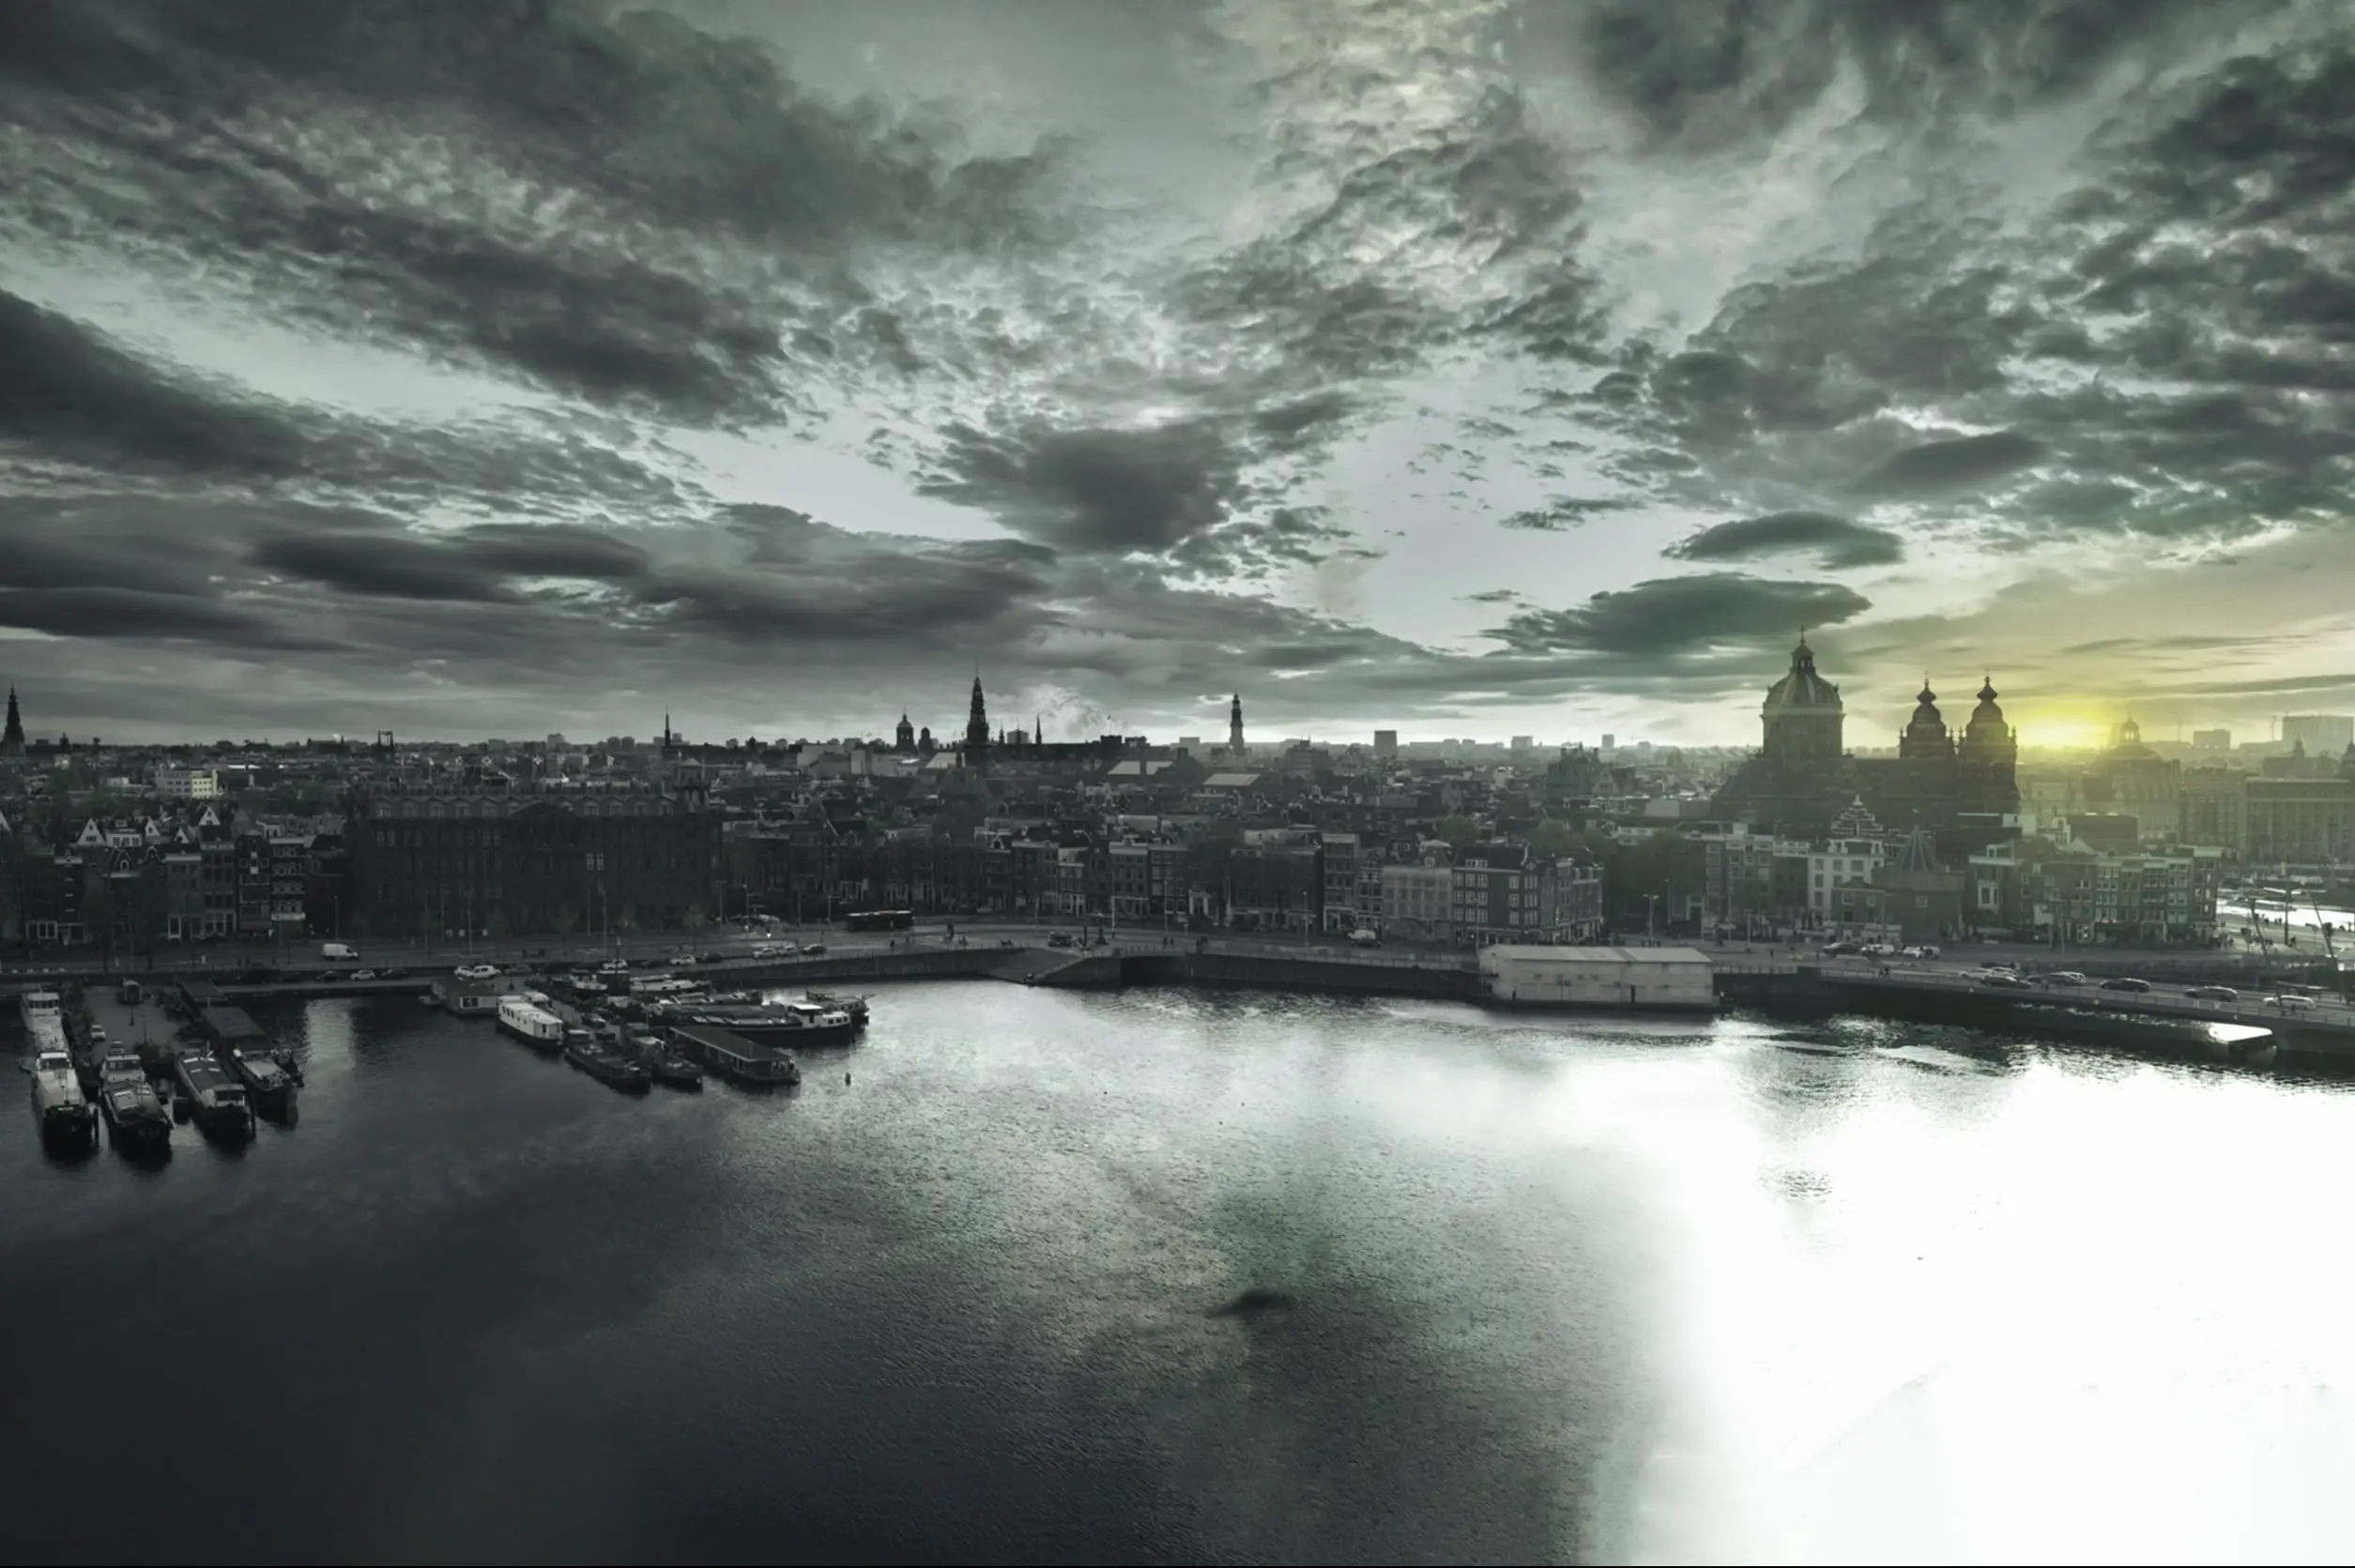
left=96, top=1048, right=172, bottom=1155
left=670, top=1024, right=803, bottom=1088
left=497, top=997, right=566, bottom=1054
left=172, top=1049, right=253, bottom=1144
left=201, top=1006, right=297, bottom=1120
left=804, top=991, right=871, bottom=1028
left=654, top=998, right=857, bottom=1048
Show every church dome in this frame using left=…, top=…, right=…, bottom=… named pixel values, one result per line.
left=1907, top=681, right=1944, bottom=731
left=1964, top=677, right=2010, bottom=743
left=1763, top=637, right=1843, bottom=716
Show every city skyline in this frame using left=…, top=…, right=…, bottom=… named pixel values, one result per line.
left=4, top=1, right=2351, bottom=745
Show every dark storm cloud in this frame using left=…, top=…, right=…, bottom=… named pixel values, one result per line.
left=922, top=420, right=1242, bottom=556
left=1489, top=573, right=1870, bottom=657
left=0, top=0, right=1066, bottom=421
left=1667, top=511, right=1904, bottom=568
left=1547, top=0, right=2291, bottom=150
left=0, top=288, right=303, bottom=475
left=1850, top=432, right=2042, bottom=498
left=0, top=587, right=341, bottom=652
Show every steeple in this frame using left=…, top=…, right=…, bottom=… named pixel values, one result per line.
left=0, top=686, right=21, bottom=756
left=965, top=674, right=990, bottom=759
left=895, top=711, right=915, bottom=752
left=1229, top=692, right=1245, bottom=752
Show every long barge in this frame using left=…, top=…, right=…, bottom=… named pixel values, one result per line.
left=670, top=1025, right=803, bottom=1088
left=653, top=998, right=857, bottom=1048
left=562, top=1029, right=650, bottom=1093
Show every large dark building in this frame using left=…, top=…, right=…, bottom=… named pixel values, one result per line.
left=1712, top=638, right=2020, bottom=855
left=345, top=784, right=723, bottom=940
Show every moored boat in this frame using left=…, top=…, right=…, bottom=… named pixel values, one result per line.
left=497, top=997, right=566, bottom=1055
left=28, top=1041, right=98, bottom=1150
left=670, top=1024, right=802, bottom=1087
left=804, top=991, right=871, bottom=1028
left=96, top=1049, right=172, bottom=1155
left=563, top=1030, right=651, bottom=1093
left=623, top=1028, right=705, bottom=1089
left=216, top=1042, right=298, bottom=1122
left=172, top=1049, right=254, bottom=1143
left=655, top=998, right=858, bottom=1048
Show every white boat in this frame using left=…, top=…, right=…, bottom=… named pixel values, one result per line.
left=28, top=1036, right=96, bottom=1148
left=19, top=989, right=68, bottom=1054
left=497, top=997, right=565, bottom=1053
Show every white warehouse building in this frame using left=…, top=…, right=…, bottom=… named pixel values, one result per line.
left=1479, top=946, right=1716, bottom=1012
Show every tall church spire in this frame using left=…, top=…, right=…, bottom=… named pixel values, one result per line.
left=1229, top=692, right=1245, bottom=752
left=965, top=673, right=990, bottom=759
left=0, top=686, right=22, bottom=756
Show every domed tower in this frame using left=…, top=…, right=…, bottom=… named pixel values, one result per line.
left=1898, top=678, right=1954, bottom=760
left=895, top=712, right=915, bottom=752
left=1761, top=635, right=1844, bottom=769
left=1957, top=676, right=2020, bottom=813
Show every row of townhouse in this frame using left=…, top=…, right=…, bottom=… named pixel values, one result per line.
left=0, top=807, right=346, bottom=948
left=715, top=818, right=1604, bottom=943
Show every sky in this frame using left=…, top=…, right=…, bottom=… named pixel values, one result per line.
left=2, top=0, right=2351, bottom=749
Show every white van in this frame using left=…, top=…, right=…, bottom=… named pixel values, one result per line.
left=321, top=942, right=359, bottom=962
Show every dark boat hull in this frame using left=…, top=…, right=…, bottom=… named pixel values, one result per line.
left=564, top=1043, right=651, bottom=1093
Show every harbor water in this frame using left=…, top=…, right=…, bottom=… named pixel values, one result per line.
left=7, top=981, right=2355, bottom=1563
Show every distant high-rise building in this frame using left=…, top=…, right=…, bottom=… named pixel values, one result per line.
left=1601, top=733, right=1616, bottom=751
left=2191, top=728, right=2231, bottom=751
left=1373, top=729, right=1398, bottom=757
left=546, top=733, right=566, bottom=749
left=2282, top=715, right=2354, bottom=754
left=1229, top=693, right=1246, bottom=752
left=1510, top=736, right=1534, bottom=753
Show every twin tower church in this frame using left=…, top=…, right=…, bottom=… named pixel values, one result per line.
left=1710, top=636, right=2022, bottom=857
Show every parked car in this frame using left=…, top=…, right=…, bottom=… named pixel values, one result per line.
left=352, top=968, right=377, bottom=982
left=2099, top=977, right=2152, bottom=994
left=1979, top=960, right=2019, bottom=973
left=1858, top=942, right=1899, bottom=958
left=2047, top=971, right=2088, bottom=986
left=2266, top=994, right=2317, bottom=1012
left=1900, top=946, right=1926, bottom=959
left=379, top=967, right=408, bottom=981
left=1979, top=972, right=2032, bottom=989
left=802, top=942, right=828, bottom=957
left=670, top=951, right=698, bottom=967
left=2183, top=985, right=2240, bottom=1002
left=1916, top=944, right=1941, bottom=959
left=1048, top=933, right=1075, bottom=949
left=453, top=963, right=499, bottom=982
left=697, top=950, right=726, bottom=964
left=1818, top=941, right=1858, bottom=957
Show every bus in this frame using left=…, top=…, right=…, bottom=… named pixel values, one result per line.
left=844, top=909, right=915, bottom=933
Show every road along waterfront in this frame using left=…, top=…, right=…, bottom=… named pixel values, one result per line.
left=8, top=982, right=2355, bottom=1562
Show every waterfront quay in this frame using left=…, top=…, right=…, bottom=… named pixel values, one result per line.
left=15, top=919, right=2351, bottom=1066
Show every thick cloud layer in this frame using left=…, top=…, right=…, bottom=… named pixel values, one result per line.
left=1, top=0, right=2347, bottom=740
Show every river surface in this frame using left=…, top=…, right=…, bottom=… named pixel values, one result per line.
left=5, top=982, right=2355, bottom=1564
